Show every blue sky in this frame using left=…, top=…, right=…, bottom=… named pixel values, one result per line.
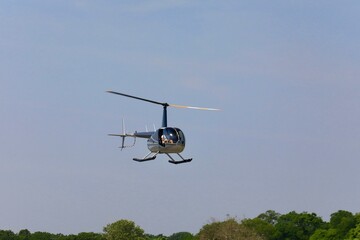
left=1, top=0, right=360, bottom=236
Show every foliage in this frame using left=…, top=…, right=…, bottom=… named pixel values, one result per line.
left=167, top=232, right=195, bottom=240
left=29, top=232, right=55, bottom=240
left=257, top=210, right=281, bottom=225
left=2, top=210, right=360, bottom=240
left=145, top=234, right=168, bottom=240
left=0, top=230, right=17, bottom=240
left=345, top=223, right=360, bottom=240
left=103, top=220, right=146, bottom=240
left=75, top=232, right=104, bottom=240
left=355, top=213, right=360, bottom=224
left=18, top=230, right=31, bottom=240
left=346, top=214, right=360, bottom=240
left=197, top=217, right=264, bottom=240
left=310, top=228, right=338, bottom=240
left=274, top=211, right=325, bottom=240
left=242, top=217, right=277, bottom=240
left=330, top=210, right=356, bottom=238
left=310, top=210, right=357, bottom=240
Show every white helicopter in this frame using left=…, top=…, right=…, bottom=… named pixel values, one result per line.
left=107, top=90, right=219, bottom=164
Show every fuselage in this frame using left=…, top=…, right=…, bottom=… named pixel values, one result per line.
left=147, top=127, right=186, bottom=153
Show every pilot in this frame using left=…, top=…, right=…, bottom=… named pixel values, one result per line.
left=168, top=133, right=174, bottom=144
left=161, top=134, right=168, bottom=144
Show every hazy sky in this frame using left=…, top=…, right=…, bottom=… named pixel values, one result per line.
left=1, top=0, right=360, bottom=236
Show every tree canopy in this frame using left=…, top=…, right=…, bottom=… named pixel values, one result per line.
left=1, top=210, right=360, bottom=240
left=103, top=220, right=146, bottom=240
left=197, top=217, right=264, bottom=240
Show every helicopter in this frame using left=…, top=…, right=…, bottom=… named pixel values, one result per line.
left=107, top=90, right=220, bottom=164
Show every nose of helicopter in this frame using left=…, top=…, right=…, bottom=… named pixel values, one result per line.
left=147, top=127, right=186, bottom=153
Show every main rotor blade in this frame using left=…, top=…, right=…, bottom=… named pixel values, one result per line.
left=107, top=90, right=168, bottom=107
left=107, top=90, right=220, bottom=111
left=169, top=104, right=220, bottom=111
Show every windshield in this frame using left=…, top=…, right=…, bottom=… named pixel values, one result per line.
left=175, top=128, right=185, bottom=143
left=163, top=128, right=179, bottom=143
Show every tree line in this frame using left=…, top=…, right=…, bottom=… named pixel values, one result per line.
left=1, top=210, right=360, bottom=240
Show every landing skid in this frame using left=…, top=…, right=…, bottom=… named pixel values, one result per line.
left=133, top=152, right=159, bottom=162
left=166, top=153, right=192, bottom=164
left=132, top=152, right=192, bottom=164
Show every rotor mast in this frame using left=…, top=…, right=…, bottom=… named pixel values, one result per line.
left=162, top=105, right=168, bottom=128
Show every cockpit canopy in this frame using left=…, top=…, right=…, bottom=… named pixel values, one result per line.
left=147, top=127, right=186, bottom=153
left=157, top=127, right=185, bottom=145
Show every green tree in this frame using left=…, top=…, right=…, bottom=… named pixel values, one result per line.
left=75, top=232, right=104, bottom=240
left=18, top=230, right=31, bottom=240
left=242, top=217, right=276, bottom=240
left=145, top=234, right=167, bottom=240
left=330, top=210, right=356, bottom=238
left=167, top=232, right=194, bottom=240
left=29, top=232, right=56, bottom=240
left=103, top=220, right=146, bottom=240
left=274, top=211, right=325, bottom=240
left=197, top=218, right=264, bottom=240
left=56, top=234, right=75, bottom=240
left=312, top=210, right=357, bottom=240
left=0, top=230, right=17, bottom=240
left=355, top=213, right=360, bottom=224
left=345, top=223, right=360, bottom=240
left=310, top=229, right=338, bottom=240
left=257, top=210, right=281, bottom=225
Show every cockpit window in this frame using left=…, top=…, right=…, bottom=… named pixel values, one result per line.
left=159, top=128, right=180, bottom=145
left=175, top=128, right=185, bottom=143
left=164, top=128, right=178, bottom=143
